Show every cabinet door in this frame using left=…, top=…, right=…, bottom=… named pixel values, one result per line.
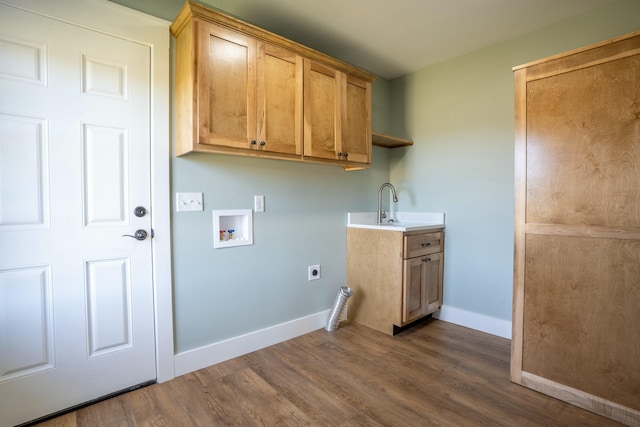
left=256, top=43, right=303, bottom=155
left=403, top=252, right=443, bottom=323
left=197, top=22, right=256, bottom=149
left=341, top=75, right=371, bottom=164
left=424, top=252, right=443, bottom=314
left=403, top=257, right=428, bottom=323
left=303, top=59, right=342, bottom=160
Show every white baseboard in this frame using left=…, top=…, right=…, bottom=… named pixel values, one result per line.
left=434, top=305, right=512, bottom=339
left=174, top=309, right=330, bottom=377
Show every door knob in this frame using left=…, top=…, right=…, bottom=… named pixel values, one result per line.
left=122, top=229, right=148, bottom=241
left=134, top=206, right=147, bottom=217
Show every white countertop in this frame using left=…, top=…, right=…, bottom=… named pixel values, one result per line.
left=347, top=212, right=445, bottom=232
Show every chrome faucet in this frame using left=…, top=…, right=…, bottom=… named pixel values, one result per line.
left=377, top=183, right=398, bottom=224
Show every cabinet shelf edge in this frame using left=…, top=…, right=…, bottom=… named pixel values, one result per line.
left=372, top=132, right=413, bottom=148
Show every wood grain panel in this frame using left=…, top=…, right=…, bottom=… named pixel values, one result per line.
left=526, top=54, right=640, bottom=228
left=523, top=234, right=640, bottom=411
left=511, top=67, right=527, bottom=384
left=342, top=75, right=371, bottom=163
left=257, top=42, right=302, bottom=155
left=303, top=59, right=339, bottom=160
left=173, top=19, right=194, bottom=156
left=346, top=228, right=403, bottom=335
left=207, top=33, right=249, bottom=142
left=515, top=31, right=640, bottom=81
left=402, top=257, right=426, bottom=323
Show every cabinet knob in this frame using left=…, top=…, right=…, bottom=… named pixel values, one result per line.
left=422, top=257, right=432, bottom=263
left=250, top=140, right=257, bottom=145
left=337, top=152, right=343, bottom=157
left=260, top=141, right=266, bottom=147
left=421, top=242, right=432, bottom=247
left=344, top=152, right=349, bottom=158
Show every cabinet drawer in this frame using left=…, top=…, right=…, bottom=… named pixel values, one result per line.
left=404, top=232, right=442, bottom=258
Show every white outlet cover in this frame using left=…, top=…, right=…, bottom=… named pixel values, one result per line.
left=176, top=192, right=203, bottom=212
left=308, top=264, right=320, bottom=281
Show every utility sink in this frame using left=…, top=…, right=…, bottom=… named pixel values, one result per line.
left=347, top=212, right=445, bottom=232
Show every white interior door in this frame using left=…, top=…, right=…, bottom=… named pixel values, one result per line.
left=0, top=4, right=156, bottom=425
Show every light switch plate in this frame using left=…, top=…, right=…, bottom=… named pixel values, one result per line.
left=254, top=195, right=265, bottom=212
left=176, top=192, right=203, bottom=212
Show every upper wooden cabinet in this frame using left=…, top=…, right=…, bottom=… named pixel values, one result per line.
left=171, top=1, right=375, bottom=170
left=303, top=61, right=371, bottom=165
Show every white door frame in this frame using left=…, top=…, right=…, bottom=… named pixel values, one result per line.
left=0, top=0, right=175, bottom=382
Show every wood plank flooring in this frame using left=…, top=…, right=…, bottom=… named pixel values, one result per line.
left=35, top=319, right=621, bottom=426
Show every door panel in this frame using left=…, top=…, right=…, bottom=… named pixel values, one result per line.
left=343, top=75, right=370, bottom=163
left=303, top=59, right=340, bottom=160
left=257, top=42, right=302, bottom=155
left=0, top=4, right=156, bottom=425
left=403, top=257, right=427, bottom=323
left=0, top=265, right=54, bottom=380
left=199, top=22, right=256, bottom=149
left=0, top=113, right=49, bottom=228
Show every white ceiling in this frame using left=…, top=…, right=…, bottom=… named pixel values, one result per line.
left=205, top=0, right=615, bottom=79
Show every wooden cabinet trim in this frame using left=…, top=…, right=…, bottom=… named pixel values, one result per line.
left=514, top=31, right=640, bottom=82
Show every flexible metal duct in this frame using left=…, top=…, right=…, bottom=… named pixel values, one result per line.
left=325, top=286, right=353, bottom=331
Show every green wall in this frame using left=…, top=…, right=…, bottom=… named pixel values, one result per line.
left=172, top=150, right=389, bottom=351
left=388, top=0, right=640, bottom=322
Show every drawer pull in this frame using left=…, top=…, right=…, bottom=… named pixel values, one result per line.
left=421, top=242, right=432, bottom=247
left=422, top=257, right=432, bottom=263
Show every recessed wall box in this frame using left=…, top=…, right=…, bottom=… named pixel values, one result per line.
left=213, top=209, right=253, bottom=249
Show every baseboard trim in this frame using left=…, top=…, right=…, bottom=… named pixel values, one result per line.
left=434, top=305, right=512, bottom=339
left=521, top=372, right=640, bottom=426
left=174, top=310, right=330, bottom=377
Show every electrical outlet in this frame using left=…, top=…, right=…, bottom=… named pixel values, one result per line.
left=308, top=264, right=320, bottom=281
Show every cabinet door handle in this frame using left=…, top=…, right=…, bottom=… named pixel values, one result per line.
left=422, top=257, right=432, bottom=263
left=250, top=140, right=257, bottom=145
left=421, top=242, right=432, bottom=247
left=260, top=141, right=266, bottom=147
left=344, top=152, right=348, bottom=158
left=337, top=152, right=343, bottom=158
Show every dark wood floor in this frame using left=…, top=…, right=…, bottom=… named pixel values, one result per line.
left=37, top=319, right=620, bottom=426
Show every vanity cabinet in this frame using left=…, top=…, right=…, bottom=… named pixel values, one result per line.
left=171, top=1, right=374, bottom=170
left=347, top=228, right=444, bottom=335
left=403, top=233, right=444, bottom=323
